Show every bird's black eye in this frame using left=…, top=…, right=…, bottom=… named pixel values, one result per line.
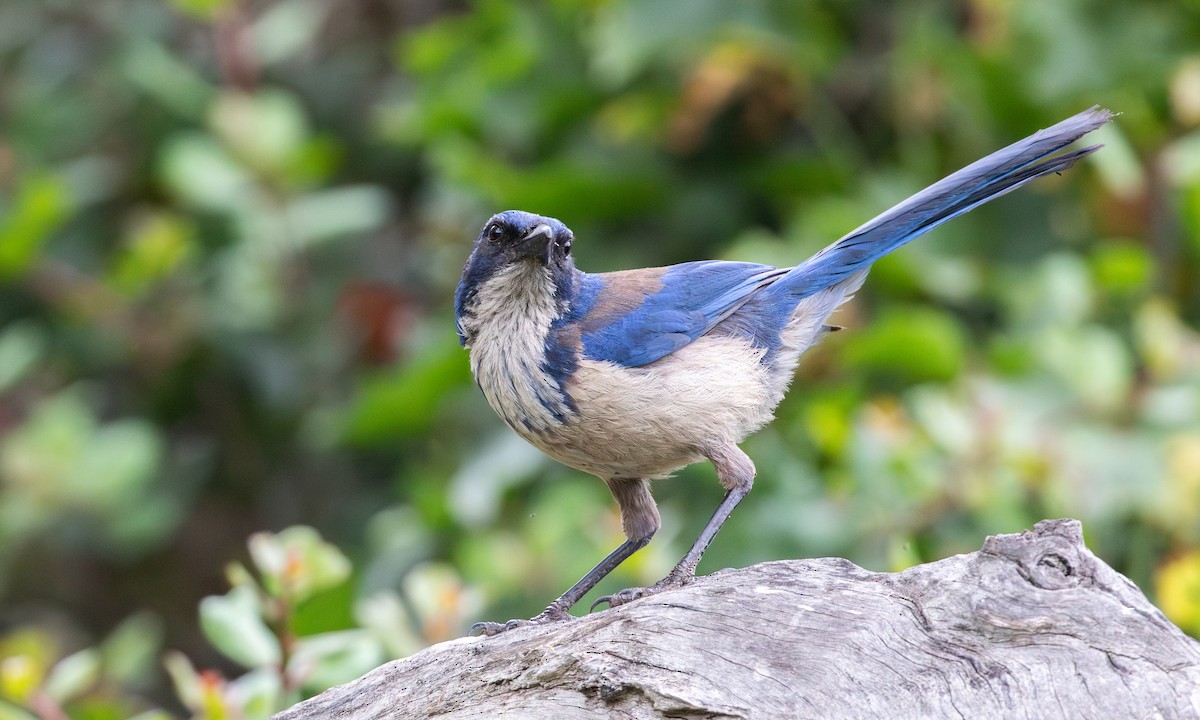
left=487, top=223, right=505, bottom=240
left=562, top=238, right=572, bottom=255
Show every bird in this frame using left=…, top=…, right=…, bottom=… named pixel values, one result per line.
left=455, top=106, right=1112, bottom=635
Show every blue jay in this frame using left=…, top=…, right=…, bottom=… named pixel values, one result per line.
left=456, top=107, right=1111, bottom=635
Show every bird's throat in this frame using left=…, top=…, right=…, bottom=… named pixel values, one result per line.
left=463, top=261, right=575, bottom=434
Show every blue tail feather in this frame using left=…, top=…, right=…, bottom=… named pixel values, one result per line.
left=769, top=106, right=1113, bottom=299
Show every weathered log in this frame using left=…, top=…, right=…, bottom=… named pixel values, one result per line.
left=273, top=519, right=1200, bottom=719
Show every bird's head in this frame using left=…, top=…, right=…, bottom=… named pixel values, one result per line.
left=454, top=211, right=579, bottom=346
left=472, top=210, right=574, bottom=269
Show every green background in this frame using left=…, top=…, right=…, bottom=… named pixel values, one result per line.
left=2, top=0, right=1199, bottom=716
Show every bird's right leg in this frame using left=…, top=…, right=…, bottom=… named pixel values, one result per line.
left=591, top=442, right=755, bottom=610
left=470, top=477, right=659, bottom=636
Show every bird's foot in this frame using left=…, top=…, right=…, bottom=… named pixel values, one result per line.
left=469, top=603, right=572, bottom=637
left=589, top=569, right=694, bottom=612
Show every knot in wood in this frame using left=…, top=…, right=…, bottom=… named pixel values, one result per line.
left=979, top=518, right=1092, bottom=590
left=1028, top=550, right=1080, bottom=590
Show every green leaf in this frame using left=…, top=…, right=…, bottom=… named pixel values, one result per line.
left=1164, top=128, right=1200, bottom=187
left=1009, top=254, right=1094, bottom=331
left=1090, top=240, right=1154, bottom=298
left=209, top=90, right=310, bottom=176
left=42, top=649, right=100, bottom=703
left=170, top=0, right=232, bottom=20
left=287, top=630, right=384, bottom=692
left=344, top=335, right=473, bottom=444
left=0, top=702, right=38, bottom=720
left=226, top=668, right=284, bottom=720
left=909, top=385, right=976, bottom=456
left=252, top=0, right=329, bottom=66
left=1089, top=121, right=1146, bottom=199
left=109, top=211, right=195, bottom=296
left=208, top=243, right=284, bottom=331
left=248, top=526, right=351, bottom=604
left=162, top=651, right=203, bottom=711
left=199, top=586, right=281, bottom=669
left=0, top=322, right=47, bottom=393
left=800, top=389, right=859, bottom=459
left=0, top=175, right=69, bottom=279
left=128, top=712, right=176, bottom=720
left=1038, top=325, right=1132, bottom=414
left=353, top=592, right=423, bottom=659
left=159, top=133, right=254, bottom=211
left=0, top=386, right=93, bottom=500
left=63, top=419, right=164, bottom=514
left=101, top=613, right=164, bottom=687
left=121, top=39, right=216, bottom=118
left=842, top=306, right=967, bottom=384
left=284, top=186, right=391, bottom=246
left=448, top=434, right=545, bottom=526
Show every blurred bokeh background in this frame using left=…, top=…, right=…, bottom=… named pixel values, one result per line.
left=2, top=0, right=1200, bottom=716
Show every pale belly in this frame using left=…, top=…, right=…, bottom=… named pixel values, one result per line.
left=518, top=335, right=779, bottom=480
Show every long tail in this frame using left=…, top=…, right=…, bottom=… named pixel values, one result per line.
left=769, top=106, right=1113, bottom=298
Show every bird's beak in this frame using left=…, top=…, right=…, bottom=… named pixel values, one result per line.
left=516, top=224, right=555, bottom=259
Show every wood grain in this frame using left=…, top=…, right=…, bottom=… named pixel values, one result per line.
left=273, top=520, right=1200, bottom=719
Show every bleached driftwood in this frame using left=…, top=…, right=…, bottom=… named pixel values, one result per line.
left=273, top=519, right=1200, bottom=719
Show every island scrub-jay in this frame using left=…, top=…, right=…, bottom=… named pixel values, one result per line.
left=455, top=107, right=1112, bottom=635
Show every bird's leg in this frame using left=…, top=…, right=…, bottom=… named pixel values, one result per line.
left=470, top=477, right=659, bottom=636
left=592, top=442, right=755, bottom=611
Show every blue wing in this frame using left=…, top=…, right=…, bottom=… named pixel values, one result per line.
left=572, top=261, right=787, bottom=368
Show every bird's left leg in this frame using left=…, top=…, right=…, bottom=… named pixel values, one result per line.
left=592, top=441, right=755, bottom=610
left=469, top=477, right=659, bottom=636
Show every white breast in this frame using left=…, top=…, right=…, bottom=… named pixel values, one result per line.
left=460, top=262, right=572, bottom=436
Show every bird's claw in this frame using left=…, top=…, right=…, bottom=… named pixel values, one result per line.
left=469, top=604, right=572, bottom=636
left=589, top=572, right=693, bottom=612
left=590, top=587, right=645, bottom=612
left=468, top=619, right=523, bottom=636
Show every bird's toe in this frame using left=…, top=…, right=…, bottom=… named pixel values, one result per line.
left=469, top=620, right=508, bottom=636
left=469, top=604, right=573, bottom=636
left=590, top=572, right=695, bottom=612
left=590, top=587, right=645, bottom=612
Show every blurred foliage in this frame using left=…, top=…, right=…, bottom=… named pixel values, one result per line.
left=0, top=526, right=458, bottom=718
left=2, top=0, right=1200, bottom=715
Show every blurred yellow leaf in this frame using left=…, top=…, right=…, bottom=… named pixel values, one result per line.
left=0, top=655, right=42, bottom=704
left=803, top=393, right=854, bottom=458
left=1164, top=433, right=1200, bottom=537
left=170, top=0, right=231, bottom=20
left=1089, top=240, right=1154, bottom=298
left=1156, top=551, right=1200, bottom=636
left=110, top=211, right=195, bottom=296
